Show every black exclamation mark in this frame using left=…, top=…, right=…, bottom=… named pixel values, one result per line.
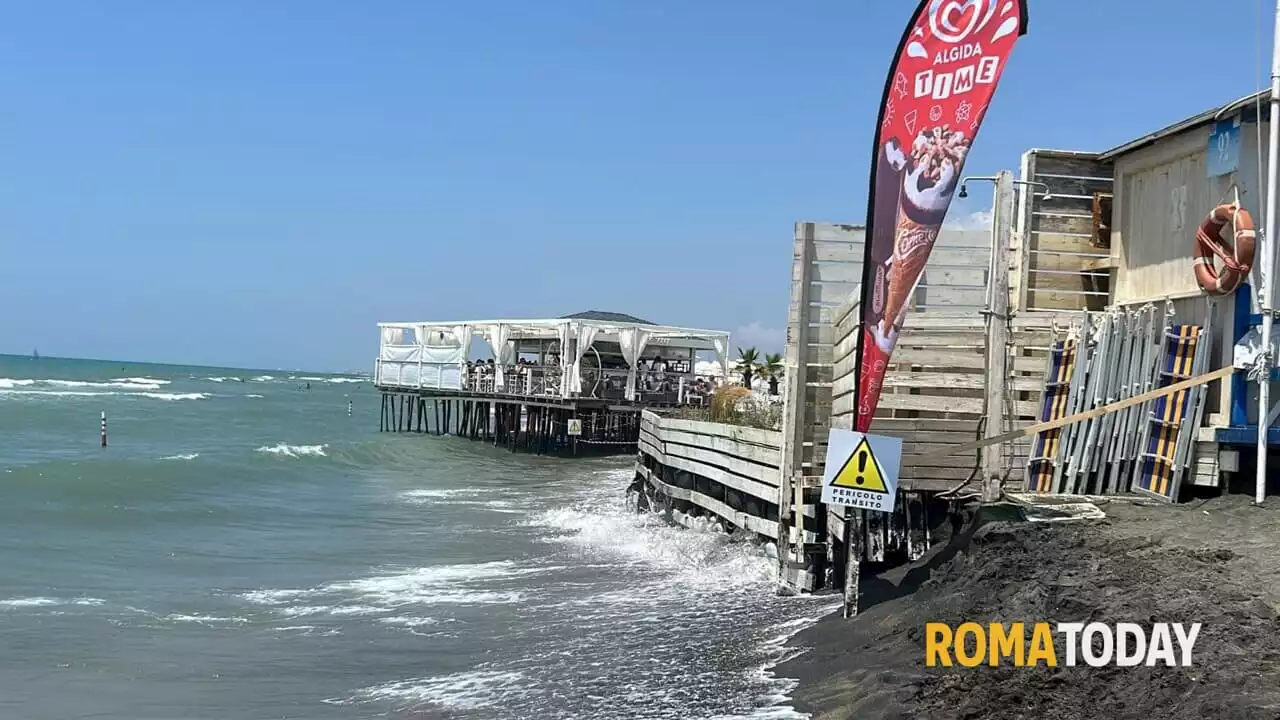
left=856, top=449, right=867, bottom=485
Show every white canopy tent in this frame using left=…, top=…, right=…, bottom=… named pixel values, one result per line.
left=376, top=317, right=731, bottom=399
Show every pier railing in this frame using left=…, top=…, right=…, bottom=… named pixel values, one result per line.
left=378, top=358, right=721, bottom=406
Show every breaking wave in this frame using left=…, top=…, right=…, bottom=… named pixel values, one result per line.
left=0, top=377, right=206, bottom=401
left=337, top=670, right=530, bottom=712
left=0, top=596, right=105, bottom=608
left=255, top=443, right=327, bottom=458
left=238, top=560, right=537, bottom=621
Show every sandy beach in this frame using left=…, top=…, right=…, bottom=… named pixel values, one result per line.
left=778, top=495, right=1280, bottom=719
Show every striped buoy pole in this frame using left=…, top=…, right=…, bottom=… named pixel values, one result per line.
left=100, top=411, right=107, bottom=448
left=347, top=400, right=353, bottom=416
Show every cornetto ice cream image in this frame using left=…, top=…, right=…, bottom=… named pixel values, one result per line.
left=877, top=126, right=971, bottom=348
left=867, top=137, right=907, bottom=342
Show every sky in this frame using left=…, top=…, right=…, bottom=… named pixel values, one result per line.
left=2, top=0, right=1277, bottom=372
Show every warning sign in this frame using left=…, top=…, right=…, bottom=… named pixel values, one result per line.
left=567, top=418, right=582, bottom=436
left=820, top=428, right=902, bottom=513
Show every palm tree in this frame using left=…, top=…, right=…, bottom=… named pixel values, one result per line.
left=736, top=347, right=760, bottom=389
left=760, top=352, right=784, bottom=395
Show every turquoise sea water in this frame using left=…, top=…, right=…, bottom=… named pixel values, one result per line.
left=0, top=354, right=837, bottom=719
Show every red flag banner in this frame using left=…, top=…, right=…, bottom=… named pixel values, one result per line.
left=854, top=0, right=1028, bottom=432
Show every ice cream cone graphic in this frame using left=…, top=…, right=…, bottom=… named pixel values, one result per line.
left=877, top=127, right=970, bottom=347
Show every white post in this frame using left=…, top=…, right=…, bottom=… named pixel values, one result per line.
left=416, top=325, right=425, bottom=390
left=1258, top=0, right=1280, bottom=504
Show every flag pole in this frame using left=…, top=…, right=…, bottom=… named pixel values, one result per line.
left=1256, top=0, right=1280, bottom=504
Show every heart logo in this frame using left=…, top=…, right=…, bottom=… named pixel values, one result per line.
left=928, top=0, right=997, bottom=44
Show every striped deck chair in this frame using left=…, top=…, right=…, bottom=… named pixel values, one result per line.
left=1133, top=325, right=1202, bottom=501
left=1025, top=339, right=1077, bottom=493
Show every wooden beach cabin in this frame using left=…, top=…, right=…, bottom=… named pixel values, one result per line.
left=1036, top=90, right=1278, bottom=493
left=374, top=311, right=731, bottom=455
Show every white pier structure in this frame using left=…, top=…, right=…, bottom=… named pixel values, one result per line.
left=374, top=312, right=732, bottom=456
left=376, top=312, right=730, bottom=404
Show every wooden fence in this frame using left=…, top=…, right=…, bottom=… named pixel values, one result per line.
left=829, top=308, right=1075, bottom=491
left=782, top=222, right=996, bottom=483
left=636, top=411, right=825, bottom=590
left=636, top=412, right=789, bottom=539
left=1013, top=149, right=1115, bottom=312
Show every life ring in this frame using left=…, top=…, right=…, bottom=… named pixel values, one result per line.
left=1194, top=203, right=1256, bottom=295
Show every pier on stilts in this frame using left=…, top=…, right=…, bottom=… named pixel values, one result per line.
left=376, top=391, right=644, bottom=457
left=374, top=311, right=730, bottom=457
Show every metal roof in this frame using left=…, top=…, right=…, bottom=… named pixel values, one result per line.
left=1099, top=90, right=1270, bottom=161
left=560, top=310, right=654, bottom=325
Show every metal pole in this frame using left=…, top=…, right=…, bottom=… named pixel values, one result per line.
left=1258, top=0, right=1280, bottom=504
left=100, top=411, right=107, bottom=448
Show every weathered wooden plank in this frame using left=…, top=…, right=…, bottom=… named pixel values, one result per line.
left=639, top=434, right=779, bottom=501
left=883, top=372, right=1044, bottom=393
left=1024, top=289, right=1098, bottom=311
left=875, top=429, right=985, bottom=446
left=647, top=413, right=783, bottom=449
left=1030, top=230, right=1103, bottom=254
left=876, top=393, right=1040, bottom=417
left=1035, top=193, right=1096, bottom=214
left=657, top=436, right=780, bottom=487
left=900, top=465, right=981, bottom=483
left=885, top=347, right=1054, bottom=373
left=656, top=428, right=782, bottom=467
left=807, top=235, right=990, bottom=264
left=789, top=302, right=836, bottom=326
left=804, top=343, right=836, bottom=366
left=1031, top=212, right=1096, bottom=235
left=796, top=261, right=864, bottom=284
left=1029, top=247, right=1110, bottom=273
left=806, top=222, right=865, bottom=244
left=867, top=417, right=984, bottom=434
left=641, top=465, right=780, bottom=539
left=807, top=283, right=862, bottom=308
left=1032, top=153, right=1113, bottom=179
left=1027, top=268, right=1109, bottom=293
left=1034, top=175, right=1113, bottom=198
left=833, top=360, right=1054, bottom=398
left=885, top=333, right=988, bottom=348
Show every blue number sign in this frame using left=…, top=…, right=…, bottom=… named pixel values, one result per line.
left=1208, top=120, right=1241, bottom=178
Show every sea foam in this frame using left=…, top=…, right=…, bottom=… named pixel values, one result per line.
left=255, top=443, right=327, bottom=458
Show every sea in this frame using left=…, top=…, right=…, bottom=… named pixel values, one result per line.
left=0, top=355, right=840, bottom=720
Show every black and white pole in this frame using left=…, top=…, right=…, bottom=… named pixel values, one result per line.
left=348, top=399, right=353, bottom=417
left=100, top=411, right=107, bottom=448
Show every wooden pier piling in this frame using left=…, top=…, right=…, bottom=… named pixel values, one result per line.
left=373, top=388, right=640, bottom=457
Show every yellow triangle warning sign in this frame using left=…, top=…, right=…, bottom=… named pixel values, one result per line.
left=830, top=437, right=889, bottom=493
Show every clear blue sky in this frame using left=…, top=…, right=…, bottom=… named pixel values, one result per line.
left=2, top=0, right=1275, bottom=371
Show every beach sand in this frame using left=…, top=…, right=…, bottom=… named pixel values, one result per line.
left=778, top=495, right=1280, bottom=719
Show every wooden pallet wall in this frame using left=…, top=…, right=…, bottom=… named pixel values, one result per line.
left=829, top=309, right=1073, bottom=491
left=781, top=223, right=992, bottom=483
left=1013, top=150, right=1115, bottom=312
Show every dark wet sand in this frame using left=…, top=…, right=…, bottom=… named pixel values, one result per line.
left=778, top=495, right=1280, bottom=719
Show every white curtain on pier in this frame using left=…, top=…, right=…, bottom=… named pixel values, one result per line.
left=618, top=326, right=651, bottom=401
left=712, top=334, right=729, bottom=380
left=556, top=322, right=571, bottom=398
left=381, top=326, right=410, bottom=346
left=487, top=324, right=514, bottom=389
left=569, top=324, right=601, bottom=396
left=451, top=324, right=473, bottom=359
left=441, top=324, right=472, bottom=390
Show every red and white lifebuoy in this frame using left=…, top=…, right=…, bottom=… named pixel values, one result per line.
left=1194, top=203, right=1256, bottom=295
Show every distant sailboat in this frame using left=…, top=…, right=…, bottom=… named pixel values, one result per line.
left=31, top=348, right=39, bottom=360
